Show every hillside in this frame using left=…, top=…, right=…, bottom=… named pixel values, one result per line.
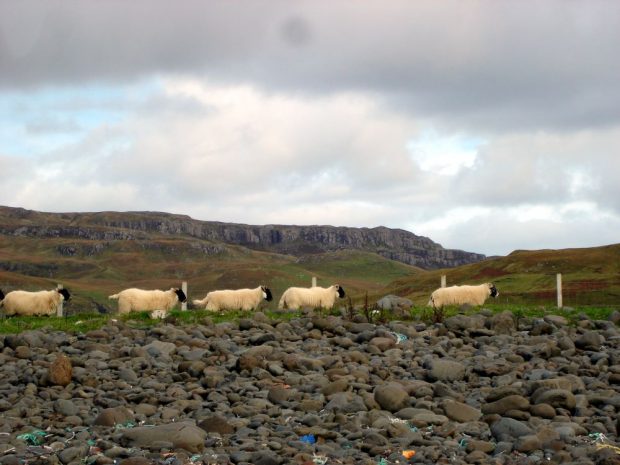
left=2, top=206, right=616, bottom=313
left=388, top=243, right=620, bottom=308
left=0, top=206, right=484, bottom=269
left=0, top=206, right=428, bottom=312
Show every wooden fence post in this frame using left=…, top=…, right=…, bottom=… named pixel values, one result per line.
left=557, top=273, right=563, bottom=309
left=441, top=275, right=446, bottom=288
left=56, top=284, right=64, bottom=317
left=182, top=281, right=187, bottom=311
left=312, top=277, right=317, bottom=287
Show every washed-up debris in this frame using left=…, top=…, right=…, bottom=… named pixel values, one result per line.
left=16, top=430, right=48, bottom=445
left=114, top=421, right=136, bottom=430
left=300, top=433, right=317, bottom=444
left=589, top=432, right=607, bottom=443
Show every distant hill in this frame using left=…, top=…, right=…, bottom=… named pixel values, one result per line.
left=0, top=207, right=484, bottom=269
left=5, top=206, right=613, bottom=312
left=0, top=205, right=471, bottom=312
left=388, top=244, right=620, bottom=307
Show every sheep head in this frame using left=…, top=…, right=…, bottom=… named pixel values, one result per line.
left=261, top=286, right=273, bottom=302
left=174, top=288, right=187, bottom=303
left=335, top=285, right=346, bottom=298
left=57, top=288, right=71, bottom=301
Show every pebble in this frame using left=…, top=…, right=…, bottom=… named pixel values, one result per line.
left=0, top=312, right=617, bottom=463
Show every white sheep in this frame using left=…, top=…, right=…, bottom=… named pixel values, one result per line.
left=0, top=288, right=71, bottom=316
left=278, top=284, right=345, bottom=310
left=428, top=282, right=498, bottom=308
left=192, top=285, right=273, bottom=312
left=108, top=287, right=187, bottom=314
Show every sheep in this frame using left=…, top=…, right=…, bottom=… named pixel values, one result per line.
left=108, top=287, right=187, bottom=314
left=0, top=288, right=71, bottom=316
left=192, top=285, right=273, bottom=312
left=428, top=282, right=498, bottom=309
left=278, top=284, right=345, bottom=310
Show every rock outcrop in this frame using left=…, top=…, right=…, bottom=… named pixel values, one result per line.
left=0, top=206, right=484, bottom=269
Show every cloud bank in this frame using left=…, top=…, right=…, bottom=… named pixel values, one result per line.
left=0, top=1, right=619, bottom=256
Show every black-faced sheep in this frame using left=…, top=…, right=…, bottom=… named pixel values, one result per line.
left=0, top=288, right=71, bottom=316
left=108, top=287, right=187, bottom=314
left=278, top=284, right=345, bottom=310
left=192, top=285, right=273, bottom=312
left=428, top=282, right=498, bottom=308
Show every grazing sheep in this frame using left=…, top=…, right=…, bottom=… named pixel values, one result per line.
left=192, top=285, right=273, bottom=312
left=108, top=288, right=187, bottom=314
left=278, top=284, right=345, bottom=310
left=428, top=282, right=498, bottom=308
left=1, top=288, right=71, bottom=316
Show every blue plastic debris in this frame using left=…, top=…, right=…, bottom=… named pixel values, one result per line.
left=300, top=434, right=317, bottom=444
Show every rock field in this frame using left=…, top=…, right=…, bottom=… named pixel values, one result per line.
left=1, top=309, right=620, bottom=465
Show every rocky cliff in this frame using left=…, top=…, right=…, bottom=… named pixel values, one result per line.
left=0, top=206, right=485, bottom=269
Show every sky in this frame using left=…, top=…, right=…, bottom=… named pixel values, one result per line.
left=1, top=1, right=619, bottom=257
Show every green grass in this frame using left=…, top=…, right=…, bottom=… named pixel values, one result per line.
left=1, top=303, right=617, bottom=335
left=409, top=302, right=618, bottom=325
left=0, top=313, right=109, bottom=334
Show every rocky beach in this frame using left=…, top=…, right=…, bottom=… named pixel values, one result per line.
left=1, top=310, right=619, bottom=465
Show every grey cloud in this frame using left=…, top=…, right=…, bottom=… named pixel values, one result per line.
left=1, top=1, right=619, bottom=132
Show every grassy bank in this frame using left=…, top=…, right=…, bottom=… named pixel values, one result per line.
left=0, top=303, right=617, bottom=335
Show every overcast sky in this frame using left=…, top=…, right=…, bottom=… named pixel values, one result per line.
left=1, top=1, right=619, bottom=256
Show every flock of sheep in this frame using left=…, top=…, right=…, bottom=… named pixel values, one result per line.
left=0, top=281, right=498, bottom=317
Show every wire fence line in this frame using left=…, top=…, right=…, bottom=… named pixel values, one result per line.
left=439, top=273, right=619, bottom=309
left=4, top=272, right=617, bottom=318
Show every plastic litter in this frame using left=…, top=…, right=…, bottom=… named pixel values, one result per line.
left=300, top=434, right=317, bottom=444
left=16, top=430, right=47, bottom=445
left=402, top=450, right=416, bottom=459
left=312, top=453, right=328, bottom=464
left=392, top=332, right=408, bottom=344
left=114, top=421, right=135, bottom=430
left=377, top=458, right=389, bottom=465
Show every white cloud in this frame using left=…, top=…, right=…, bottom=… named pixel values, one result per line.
left=413, top=204, right=620, bottom=256
left=408, top=130, right=483, bottom=176
left=1, top=2, right=619, bottom=257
